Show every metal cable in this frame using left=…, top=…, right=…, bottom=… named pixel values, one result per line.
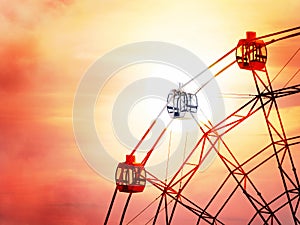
left=125, top=195, right=162, bottom=225
left=270, top=47, right=300, bottom=85
left=283, top=68, right=300, bottom=88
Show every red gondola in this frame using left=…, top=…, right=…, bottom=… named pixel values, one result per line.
left=115, top=155, right=146, bottom=193
left=236, top=31, right=267, bottom=71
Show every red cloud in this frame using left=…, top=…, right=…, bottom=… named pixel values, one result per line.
left=0, top=36, right=38, bottom=94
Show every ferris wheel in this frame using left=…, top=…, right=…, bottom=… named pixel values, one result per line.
left=104, top=26, right=300, bottom=225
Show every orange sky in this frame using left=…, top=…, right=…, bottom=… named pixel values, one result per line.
left=1, top=0, right=300, bottom=224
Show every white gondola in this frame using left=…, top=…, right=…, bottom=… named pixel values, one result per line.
left=167, top=89, right=198, bottom=119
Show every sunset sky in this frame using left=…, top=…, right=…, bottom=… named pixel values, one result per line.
left=1, top=0, right=300, bottom=224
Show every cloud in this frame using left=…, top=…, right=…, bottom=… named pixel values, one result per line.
left=0, top=35, right=38, bottom=93
left=0, top=0, right=80, bottom=94
left=0, top=0, right=75, bottom=28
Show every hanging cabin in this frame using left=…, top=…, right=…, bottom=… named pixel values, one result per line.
left=167, top=89, right=198, bottom=118
left=236, top=31, right=267, bottom=71
left=115, top=155, right=146, bottom=193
